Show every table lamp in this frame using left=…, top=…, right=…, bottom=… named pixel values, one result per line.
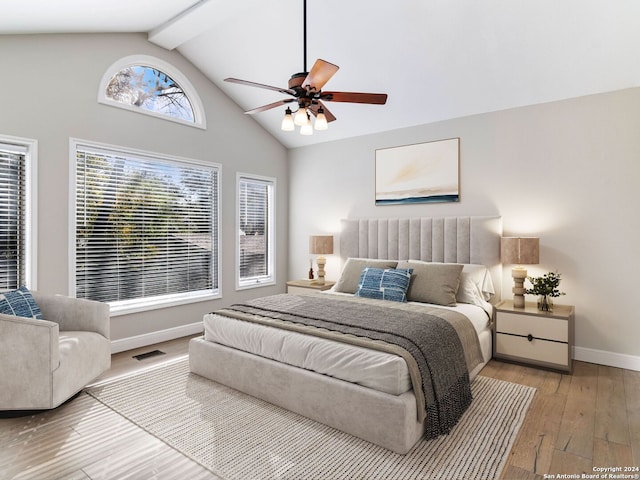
left=309, top=235, right=334, bottom=285
left=501, top=237, right=539, bottom=308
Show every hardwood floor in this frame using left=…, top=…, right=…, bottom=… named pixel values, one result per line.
left=1, top=335, right=638, bottom=479
left=481, top=359, right=640, bottom=479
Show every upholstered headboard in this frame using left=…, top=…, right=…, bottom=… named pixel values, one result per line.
left=340, top=216, right=502, bottom=301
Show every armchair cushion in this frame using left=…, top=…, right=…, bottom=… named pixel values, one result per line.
left=0, top=286, right=43, bottom=319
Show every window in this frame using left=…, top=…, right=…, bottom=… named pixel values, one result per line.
left=72, top=140, right=219, bottom=314
left=98, top=55, right=206, bottom=129
left=237, top=174, right=275, bottom=289
left=0, top=137, right=36, bottom=291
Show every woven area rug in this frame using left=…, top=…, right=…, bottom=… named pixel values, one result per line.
left=87, top=357, right=535, bottom=480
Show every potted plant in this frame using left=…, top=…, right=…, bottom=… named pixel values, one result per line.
left=525, top=271, right=566, bottom=312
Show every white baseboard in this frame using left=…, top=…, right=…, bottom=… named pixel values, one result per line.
left=110, top=322, right=203, bottom=354
left=574, top=346, right=640, bottom=372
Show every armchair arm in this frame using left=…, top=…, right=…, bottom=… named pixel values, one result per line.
left=31, top=292, right=110, bottom=340
left=0, top=314, right=60, bottom=407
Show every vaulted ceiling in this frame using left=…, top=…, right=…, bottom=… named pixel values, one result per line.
left=2, top=0, right=639, bottom=148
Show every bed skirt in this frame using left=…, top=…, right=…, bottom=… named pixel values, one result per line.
left=188, top=337, right=425, bottom=454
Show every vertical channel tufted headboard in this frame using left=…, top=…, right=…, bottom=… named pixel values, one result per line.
left=340, top=216, right=502, bottom=301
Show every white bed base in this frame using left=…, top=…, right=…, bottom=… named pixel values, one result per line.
left=189, top=216, right=502, bottom=454
left=189, top=337, right=425, bottom=454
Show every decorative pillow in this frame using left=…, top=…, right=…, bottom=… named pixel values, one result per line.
left=0, top=286, right=43, bottom=319
left=355, top=267, right=413, bottom=303
left=396, top=261, right=463, bottom=307
left=458, top=264, right=495, bottom=303
left=334, top=258, right=398, bottom=294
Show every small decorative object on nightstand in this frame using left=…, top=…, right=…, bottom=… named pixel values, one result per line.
left=493, top=300, right=574, bottom=373
left=287, top=279, right=336, bottom=295
left=525, top=271, right=566, bottom=312
left=501, top=237, right=539, bottom=308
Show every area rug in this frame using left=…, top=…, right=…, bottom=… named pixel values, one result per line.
left=86, top=357, right=535, bottom=480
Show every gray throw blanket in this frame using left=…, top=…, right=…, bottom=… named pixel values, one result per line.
left=220, top=293, right=474, bottom=439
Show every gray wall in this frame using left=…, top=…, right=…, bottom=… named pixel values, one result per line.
left=289, top=88, right=640, bottom=364
left=0, top=33, right=288, bottom=341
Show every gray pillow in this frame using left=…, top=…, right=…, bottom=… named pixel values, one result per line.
left=334, top=258, right=398, bottom=294
left=397, top=261, right=463, bottom=306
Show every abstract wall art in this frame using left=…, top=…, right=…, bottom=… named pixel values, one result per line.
left=375, top=137, right=460, bottom=205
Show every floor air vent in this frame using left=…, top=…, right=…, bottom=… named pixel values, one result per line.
left=133, top=349, right=166, bottom=361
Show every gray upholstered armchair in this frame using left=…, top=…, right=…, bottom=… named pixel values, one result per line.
left=0, top=292, right=111, bottom=411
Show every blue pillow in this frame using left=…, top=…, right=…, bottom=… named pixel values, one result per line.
left=0, top=286, right=44, bottom=319
left=355, top=267, right=413, bottom=303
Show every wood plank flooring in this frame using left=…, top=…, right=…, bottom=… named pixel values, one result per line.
left=480, top=360, right=640, bottom=479
left=1, top=335, right=638, bottom=479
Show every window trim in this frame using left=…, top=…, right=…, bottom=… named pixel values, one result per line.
left=69, top=138, right=221, bottom=315
left=97, top=55, right=207, bottom=130
left=0, top=134, right=38, bottom=290
left=236, top=172, right=276, bottom=290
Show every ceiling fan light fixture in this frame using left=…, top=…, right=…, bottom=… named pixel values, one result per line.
left=281, top=107, right=295, bottom=131
left=300, top=114, right=313, bottom=135
left=294, top=106, right=308, bottom=126
left=314, top=107, right=328, bottom=130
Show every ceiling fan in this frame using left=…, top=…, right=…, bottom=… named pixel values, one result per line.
left=224, top=0, right=388, bottom=134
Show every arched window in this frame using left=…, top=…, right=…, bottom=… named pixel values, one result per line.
left=98, top=55, right=206, bottom=129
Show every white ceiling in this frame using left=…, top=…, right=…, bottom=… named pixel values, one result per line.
left=2, top=0, right=639, bottom=149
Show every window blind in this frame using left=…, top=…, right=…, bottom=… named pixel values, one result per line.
left=238, top=176, right=274, bottom=286
left=0, top=145, right=27, bottom=291
left=74, top=144, right=219, bottom=306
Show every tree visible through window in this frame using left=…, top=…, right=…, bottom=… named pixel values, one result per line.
left=106, top=65, right=195, bottom=123
left=74, top=142, right=219, bottom=311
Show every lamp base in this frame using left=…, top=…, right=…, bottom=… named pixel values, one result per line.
left=313, top=256, right=327, bottom=285
left=512, top=266, right=527, bottom=308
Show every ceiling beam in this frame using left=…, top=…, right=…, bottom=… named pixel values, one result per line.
left=149, top=0, right=261, bottom=51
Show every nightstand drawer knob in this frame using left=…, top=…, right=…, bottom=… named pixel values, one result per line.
left=527, top=334, right=533, bottom=342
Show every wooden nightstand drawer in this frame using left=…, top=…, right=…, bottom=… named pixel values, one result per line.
left=496, top=333, right=569, bottom=367
left=497, top=312, right=568, bottom=343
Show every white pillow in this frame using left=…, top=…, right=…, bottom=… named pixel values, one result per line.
left=459, top=264, right=495, bottom=302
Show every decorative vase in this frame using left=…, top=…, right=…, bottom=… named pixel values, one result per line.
left=538, top=295, right=553, bottom=312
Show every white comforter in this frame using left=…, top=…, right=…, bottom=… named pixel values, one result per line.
left=204, top=297, right=491, bottom=396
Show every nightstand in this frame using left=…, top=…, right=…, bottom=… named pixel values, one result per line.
left=286, top=279, right=335, bottom=294
left=493, top=300, right=575, bottom=373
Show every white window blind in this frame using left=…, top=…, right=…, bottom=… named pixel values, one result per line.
left=238, top=175, right=275, bottom=288
left=74, top=143, right=219, bottom=311
left=0, top=144, right=27, bottom=290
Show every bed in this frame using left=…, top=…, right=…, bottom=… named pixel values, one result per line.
left=189, top=216, right=502, bottom=453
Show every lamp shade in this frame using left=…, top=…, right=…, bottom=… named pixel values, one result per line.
left=294, top=107, right=308, bottom=126
left=501, top=237, right=539, bottom=265
left=314, top=108, right=328, bottom=130
left=281, top=108, right=294, bottom=131
left=309, top=235, right=334, bottom=255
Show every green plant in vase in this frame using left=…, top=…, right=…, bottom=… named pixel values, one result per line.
left=525, top=271, right=566, bottom=312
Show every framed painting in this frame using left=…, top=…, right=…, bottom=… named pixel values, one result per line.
left=375, top=137, right=459, bottom=205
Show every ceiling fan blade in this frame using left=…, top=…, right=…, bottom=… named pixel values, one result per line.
left=308, top=101, right=337, bottom=122
left=225, top=78, right=296, bottom=96
left=302, top=59, right=339, bottom=91
left=244, top=98, right=295, bottom=115
left=321, top=91, right=388, bottom=105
